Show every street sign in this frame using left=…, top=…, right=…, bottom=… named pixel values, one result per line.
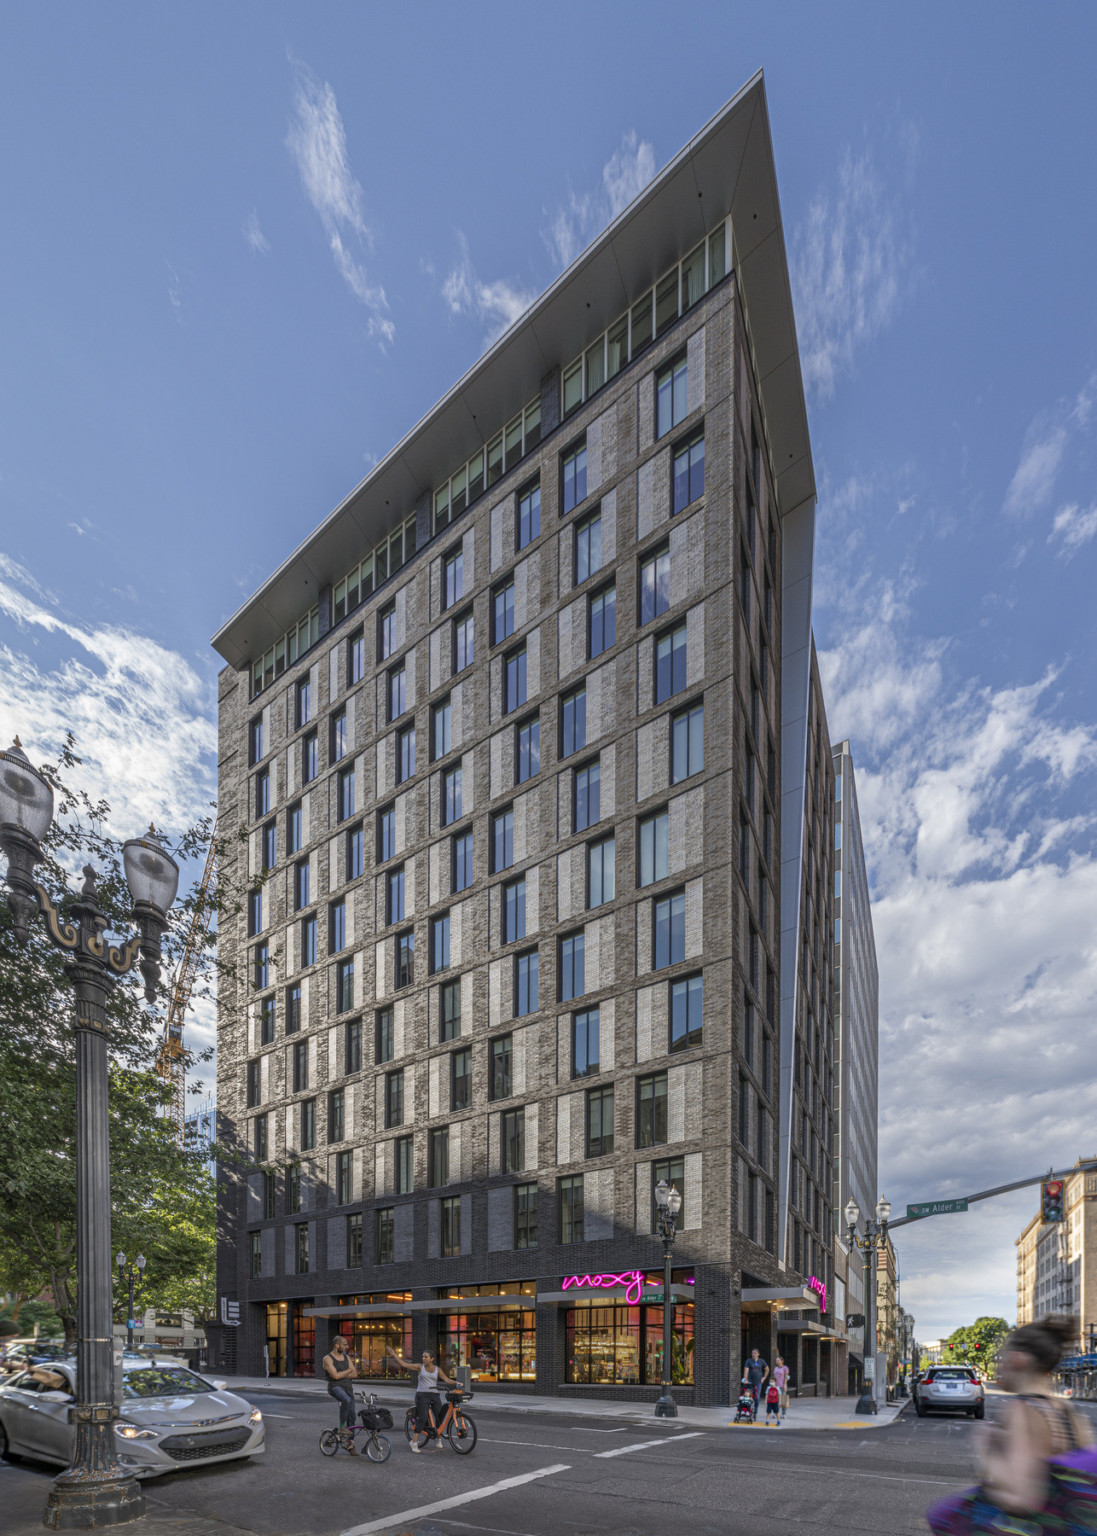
left=906, top=1198, right=969, bottom=1219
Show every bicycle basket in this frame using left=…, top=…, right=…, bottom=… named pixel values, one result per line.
left=360, top=1406, right=393, bottom=1430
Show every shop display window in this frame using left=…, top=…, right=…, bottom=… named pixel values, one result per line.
left=436, top=1281, right=537, bottom=1384
left=565, top=1276, right=694, bottom=1386
left=335, top=1293, right=413, bottom=1380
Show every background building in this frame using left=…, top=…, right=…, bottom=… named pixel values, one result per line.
left=1016, top=1157, right=1097, bottom=1350
left=208, top=73, right=846, bottom=1403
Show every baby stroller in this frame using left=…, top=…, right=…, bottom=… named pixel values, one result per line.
left=733, top=1385, right=756, bottom=1424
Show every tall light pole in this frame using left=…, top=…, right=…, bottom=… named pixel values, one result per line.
left=653, top=1178, right=682, bottom=1419
left=0, top=740, right=178, bottom=1530
left=115, top=1254, right=146, bottom=1356
left=844, top=1194, right=892, bottom=1415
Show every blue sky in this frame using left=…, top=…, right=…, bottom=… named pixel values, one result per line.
left=2, top=2, right=1096, bottom=1339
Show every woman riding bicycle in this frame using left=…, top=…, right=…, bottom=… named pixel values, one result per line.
left=385, top=1347, right=455, bottom=1453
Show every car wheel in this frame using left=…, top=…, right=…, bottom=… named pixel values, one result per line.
left=974, top=1404, right=985, bottom=1420
left=0, top=1419, right=10, bottom=1460
left=915, top=1401, right=927, bottom=1418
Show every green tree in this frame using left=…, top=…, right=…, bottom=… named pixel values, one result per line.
left=942, top=1316, right=1011, bottom=1372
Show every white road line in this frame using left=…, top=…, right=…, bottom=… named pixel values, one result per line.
left=487, top=1438, right=593, bottom=1452
left=338, top=1462, right=571, bottom=1536
left=594, top=1432, right=705, bottom=1458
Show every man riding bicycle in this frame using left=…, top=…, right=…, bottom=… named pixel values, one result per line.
left=323, top=1334, right=359, bottom=1454
left=386, top=1346, right=456, bottom=1452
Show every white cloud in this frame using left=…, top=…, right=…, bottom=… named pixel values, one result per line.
left=546, top=130, right=656, bottom=270
left=442, top=232, right=536, bottom=348
left=792, top=149, right=909, bottom=401
left=243, top=208, right=270, bottom=255
left=0, top=555, right=216, bottom=840
left=1049, top=502, right=1097, bottom=555
left=286, top=68, right=394, bottom=347
left=1003, top=426, right=1066, bottom=518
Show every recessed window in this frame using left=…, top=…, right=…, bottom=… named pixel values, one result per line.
left=295, top=1222, right=310, bottom=1274
left=652, top=1156, right=686, bottom=1231
left=259, top=995, right=275, bottom=1045
left=493, top=580, right=515, bottom=645
left=559, top=931, right=585, bottom=1003
left=451, top=1045, right=471, bottom=1110
left=378, top=803, right=396, bottom=861
left=385, top=1068, right=404, bottom=1128
left=379, top=602, right=397, bottom=661
left=329, top=898, right=346, bottom=954
left=302, top=730, right=319, bottom=784
left=247, top=888, right=263, bottom=938
left=655, top=270, right=678, bottom=336
left=348, top=628, right=365, bottom=685
left=252, top=1113, right=268, bottom=1161
left=292, top=1039, right=309, bottom=1095
left=388, top=663, right=407, bottom=723
left=346, top=823, right=364, bottom=881
left=253, top=942, right=269, bottom=991
left=574, top=761, right=600, bottom=833
left=453, top=609, right=474, bottom=672
left=586, top=1085, right=614, bottom=1157
left=395, top=1135, right=413, bottom=1194
left=397, top=724, right=416, bottom=784
left=589, top=584, right=616, bottom=658
left=337, top=765, right=355, bottom=823
left=656, top=356, right=688, bottom=438
left=492, top=807, right=514, bottom=873
left=331, top=707, right=348, bottom=763
left=336, top=958, right=354, bottom=1014
left=345, top=1018, right=362, bottom=1074
left=346, top=1207, right=362, bottom=1262
left=249, top=715, right=264, bottom=767
left=440, top=980, right=461, bottom=1043
left=587, top=836, right=615, bottom=907
left=301, top=914, right=318, bottom=968
left=575, top=508, right=602, bottom=584
left=395, top=930, right=414, bottom=989
left=671, top=703, right=704, bottom=784
left=490, top=1033, right=513, bottom=1101
left=452, top=829, right=474, bottom=893
left=300, top=1098, right=316, bottom=1151
left=672, top=432, right=705, bottom=515
left=376, top=1207, right=394, bottom=1265
left=640, top=545, right=670, bottom=626
left=441, top=1195, right=461, bottom=1257
left=261, top=819, right=276, bottom=872
left=560, top=685, right=586, bottom=758
left=286, top=1162, right=302, bottom=1214
left=516, top=716, right=540, bottom=784
left=287, top=801, right=303, bottom=856
left=255, top=768, right=270, bottom=820
left=514, top=950, right=538, bottom=1017
left=285, top=984, right=301, bottom=1035
left=329, top=1088, right=346, bottom=1144
left=670, top=972, right=703, bottom=1052
left=442, top=762, right=463, bottom=826
left=572, top=1006, right=600, bottom=1078
left=429, top=1126, right=450, bottom=1188
left=638, top=809, right=669, bottom=888
left=387, top=866, right=405, bottom=925
left=505, top=647, right=527, bottom=713
left=502, top=1107, right=525, bottom=1174
left=295, top=677, right=312, bottom=730
left=517, top=480, right=541, bottom=551
left=637, top=1071, right=668, bottom=1148
left=654, top=889, right=686, bottom=969
left=376, top=1007, right=394, bottom=1064
left=431, top=912, right=451, bottom=974
left=562, top=442, right=587, bottom=514
left=503, top=877, right=526, bottom=945
left=443, top=547, right=463, bottom=610
left=246, top=1058, right=261, bottom=1109
left=515, top=1183, right=538, bottom=1249
left=655, top=624, right=687, bottom=704
left=432, top=696, right=452, bottom=761
left=558, top=1175, right=584, bottom=1243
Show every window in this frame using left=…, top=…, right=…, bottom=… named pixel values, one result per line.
left=249, top=715, right=264, bottom=766
left=287, top=801, right=303, bottom=856
left=337, top=766, right=355, bottom=822
left=514, top=950, right=538, bottom=1017
left=296, top=676, right=312, bottom=730
left=490, top=1034, right=513, bottom=1100
left=516, top=716, right=540, bottom=784
left=348, top=628, right=365, bottom=685
left=255, top=768, right=270, bottom=819
left=654, top=889, right=686, bottom=969
left=572, top=1007, right=600, bottom=1078
left=329, top=1089, right=346, bottom=1144
left=740, top=546, right=752, bottom=620
left=259, top=994, right=275, bottom=1044
left=517, top=480, right=540, bottom=551
left=253, top=1112, right=268, bottom=1162
left=301, top=914, right=318, bottom=968
left=376, top=1007, right=394, bottom=1064
left=441, top=1196, right=461, bottom=1257
left=502, top=1107, right=525, bottom=1173
left=515, top=1183, right=538, bottom=1249
left=493, top=580, right=515, bottom=645
left=331, top=707, right=348, bottom=763
left=376, top=1207, right=394, bottom=1265
left=586, top=1086, right=614, bottom=1157
left=453, top=609, right=474, bottom=672
left=395, top=1135, right=413, bottom=1194
left=443, top=547, right=463, bottom=610
left=329, top=898, right=346, bottom=953
left=262, top=1170, right=276, bottom=1218
left=429, top=1127, right=450, bottom=1187
left=378, top=803, right=396, bottom=861
left=503, top=877, right=526, bottom=944
left=292, top=1039, right=309, bottom=1094
left=295, top=1222, right=310, bottom=1274
left=302, top=730, right=319, bottom=784
left=673, top=432, right=705, bottom=514
left=253, top=942, right=269, bottom=991
left=301, top=1097, right=316, bottom=1151
left=587, top=836, right=615, bottom=907
left=388, top=663, right=406, bottom=722
left=655, top=624, right=687, bottom=703
left=261, top=820, right=276, bottom=872
left=287, top=1161, right=302, bottom=1214
left=504, top=647, right=528, bottom=714
left=451, top=1046, right=471, bottom=1110
left=743, top=996, right=755, bottom=1066
left=387, top=866, right=405, bottom=924
left=637, top=1071, right=668, bottom=1148
left=396, top=930, right=414, bottom=989
left=492, top=808, right=514, bottom=872
left=652, top=1156, right=686, bottom=1230
left=286, top=983, right=301, bottom=1035
left=294, top=859, right=311, bottom=912
left=560, top=685, right=586, bottom=758
left=638, top=809, right=668, bottom=887
left=380, top=602, right=397, bottom=661
left=559, top=931, right=585, bottom=1002
left=248, top=888, right=263, bottom=937
left=346, top=1208, right=362, bottom=1263
left=432, top=697, right=452, bottom=761
left=347, top=823, right=364, bottom=881
left=397, top=725, right=415, bottom=782
left=385, top=1069, right=404, bottom=1128
left=246, top=1058, right=261, bottom=1108
left=589, top=584, right=616, bottom=658
left=345, top=1018, right=362, bottom=1074
left=657, top=356, right=688, bottom=438
left=562, top=442, right=587, bottom=514
left=558, top=1175, right=584, bottom=1243
left=671, top=703, right=704, bottom=784
left=440, top=981, right=461, bottom=1043
left=336, top=958, right=354, bottom=1014
left=575, top=508, right=602, bottom=584
left=442, top=763, right=463, bottom=825
left=431, top=913, right=451, bottom=974
left=250, top=1229, right=262, bottom=1278
left=670, top=973, right=703, bottom=1051
left=575, top=761, right=600, bottom=833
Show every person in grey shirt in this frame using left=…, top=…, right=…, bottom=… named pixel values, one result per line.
left=387, top=1347, right=456, bottom=1452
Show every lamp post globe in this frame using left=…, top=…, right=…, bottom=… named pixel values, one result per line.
left=0, top=739, right=55, bottom=938
left=844, top=1198, right=859, bottom=1233
left=876, top=1195, right=892, bottom=1226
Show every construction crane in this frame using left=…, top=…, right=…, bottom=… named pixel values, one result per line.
left=156, top=826, right=217, bottom=1145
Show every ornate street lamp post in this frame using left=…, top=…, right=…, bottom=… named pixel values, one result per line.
left=844, top=1194, right=892, bottom=1416
left=0, top=740, right=178, bottom=1529
left=653, top=1178, right=682, bottom=1419
left=115, top=1254, right=146, bottom=1356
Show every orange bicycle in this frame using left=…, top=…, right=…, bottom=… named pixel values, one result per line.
left=403, top=1388, right=477, bottom=1454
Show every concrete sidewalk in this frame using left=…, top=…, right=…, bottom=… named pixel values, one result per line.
left=223, top=1374, right=908, bottom=1432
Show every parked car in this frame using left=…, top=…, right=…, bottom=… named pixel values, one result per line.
left=0, top=1357, right=264, bottom=1475
left=914, top=1365, right=985, bottom=1418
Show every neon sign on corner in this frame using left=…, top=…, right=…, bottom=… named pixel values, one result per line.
left=808, top=1275, right=827, bottom=1313
left=563, top=1270, right=645, bottom=1305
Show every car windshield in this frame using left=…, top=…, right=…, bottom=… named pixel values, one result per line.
left=122, top=1368, right=211, bottom=1399
left=932, top=1369, right=972, bottom=1380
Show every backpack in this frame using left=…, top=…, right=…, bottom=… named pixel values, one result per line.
left=767, top=1384, right=780, bottom=1405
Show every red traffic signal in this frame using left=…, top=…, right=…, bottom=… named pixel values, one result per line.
left=1042, top=1180, right=1065, bottom=1224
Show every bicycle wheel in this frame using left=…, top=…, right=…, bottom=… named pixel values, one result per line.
left=403, top=1409, right=416, bottom=1443
left=365, top=1432, right=392, bottom=1463
left=448, top=1410, right=477, bottom=1454
left=319, top=1428, right=341, bottom=1457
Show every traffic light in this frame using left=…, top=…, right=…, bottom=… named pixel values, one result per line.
left=1042, top=1180, right=1065, bottom=1223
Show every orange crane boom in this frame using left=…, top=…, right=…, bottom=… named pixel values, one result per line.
left=156, top=826, right=217, bottom=1144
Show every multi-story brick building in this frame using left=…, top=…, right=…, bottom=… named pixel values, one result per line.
left=209, top=72, right=836, bottom=1405
left=1016, top=1158, right=1097, bottom=1350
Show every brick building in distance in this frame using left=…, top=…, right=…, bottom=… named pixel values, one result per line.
left=208, top=71, right=845, bottom=1405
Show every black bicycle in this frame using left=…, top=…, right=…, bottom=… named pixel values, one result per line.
left=320, top=1388, right=393, bottom=1461
left=403, top=1388, right=477, bottom=1454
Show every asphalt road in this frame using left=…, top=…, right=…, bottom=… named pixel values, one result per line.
left=6, top=1390, right=1097, bottom=1536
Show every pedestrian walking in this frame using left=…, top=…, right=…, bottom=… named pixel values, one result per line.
left=743, top=1348, right=769, bottom=1421
left=322, top=1334, right=359, bottom=1455
left=772, top=1355, right=790, bottom=1420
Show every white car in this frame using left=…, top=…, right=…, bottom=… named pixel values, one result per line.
left=0, top=1357, right=264, bottom=1477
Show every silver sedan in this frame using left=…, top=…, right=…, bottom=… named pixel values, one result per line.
left=0, top=1359, right=265, bottom=1476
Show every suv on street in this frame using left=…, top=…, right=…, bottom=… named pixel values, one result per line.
left=915, top=1366, right=985, bottom=1418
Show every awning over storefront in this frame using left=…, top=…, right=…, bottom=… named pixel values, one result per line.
left=774, top=1320, right=846, bottom=1340
left=741, top=1285, right=821, bottom=1313
left=304, top=1303, right=410, bottom=1319
left=304, top=1295, right=534, bottom=1320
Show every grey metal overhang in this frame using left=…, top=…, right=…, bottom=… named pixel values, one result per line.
left=740, top=1285, right=821, bottom=1311
left=212, top=68, right=813, bottom=671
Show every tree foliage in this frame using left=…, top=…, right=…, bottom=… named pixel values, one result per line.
left=941, top=1316, right=1011, bottom=1371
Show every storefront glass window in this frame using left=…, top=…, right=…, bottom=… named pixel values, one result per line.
left=336, top=1293, right=413, bottom=1380
left=436, top=1282, right=537, bottom=1383
left=565, top=1274, right=694, bottom=1386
